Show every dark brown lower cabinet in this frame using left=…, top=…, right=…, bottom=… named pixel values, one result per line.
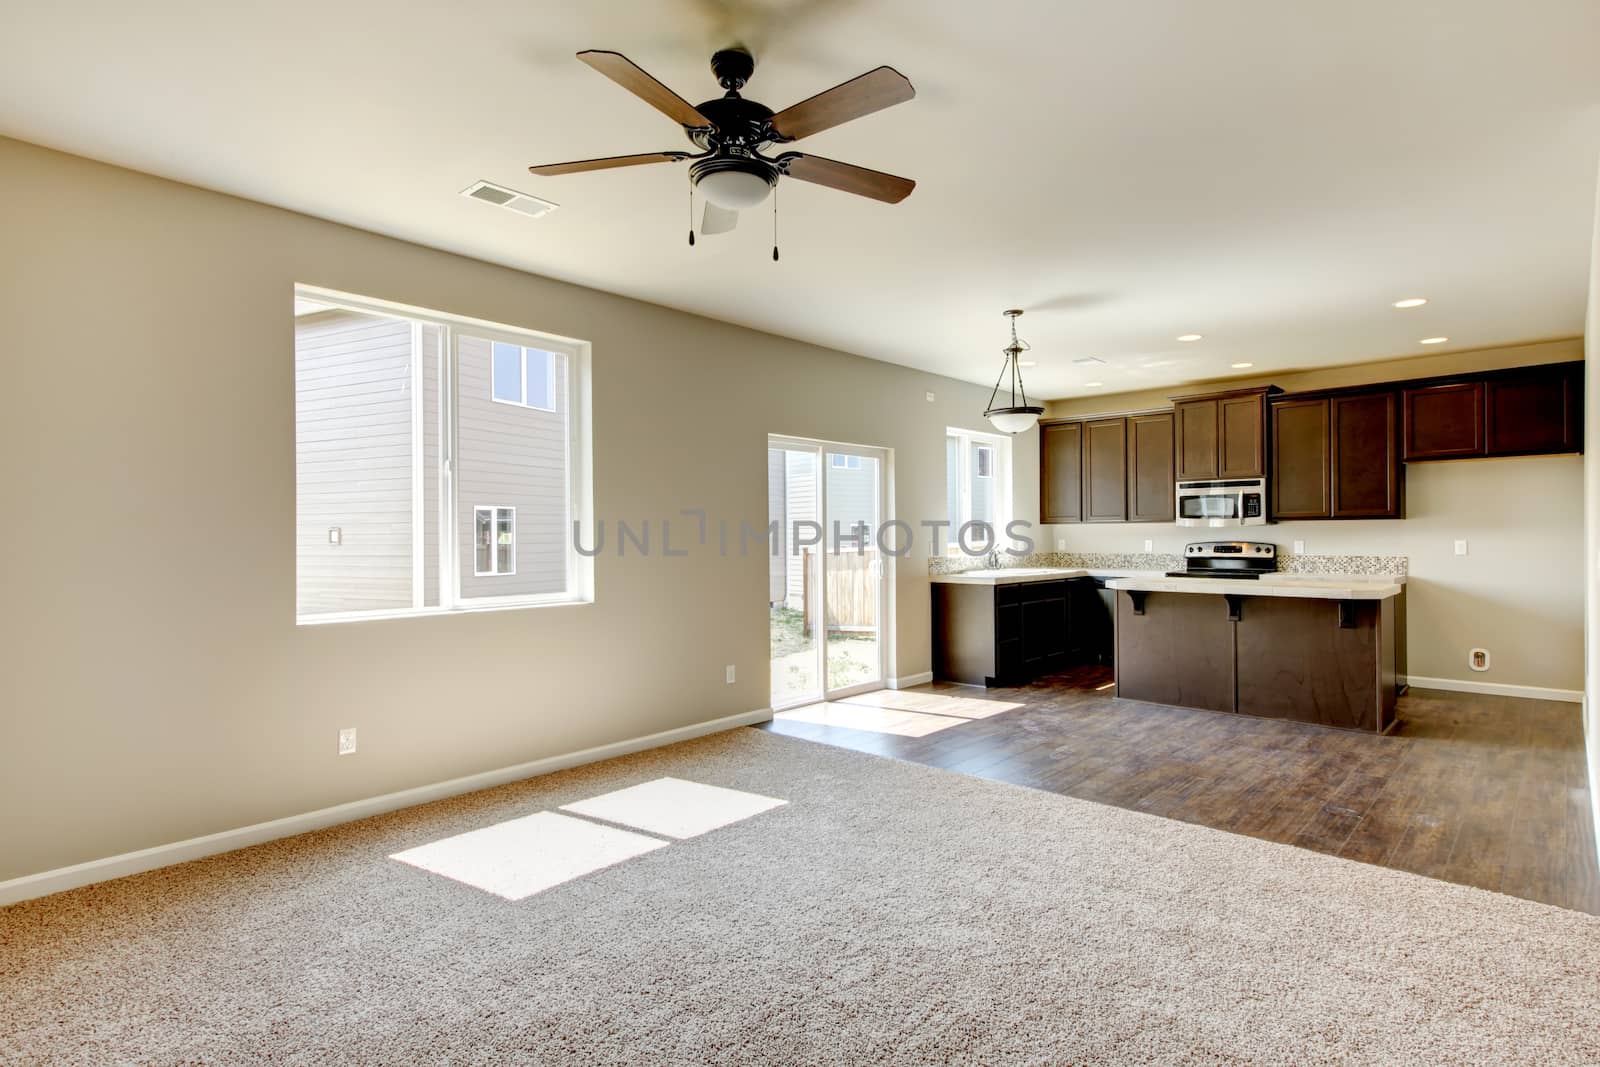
left=933, top=578, right=1093, bottom=687
left=1114, top=591, right=1398, bottom=733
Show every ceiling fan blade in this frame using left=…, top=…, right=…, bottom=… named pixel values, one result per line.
left=768, top=66, right=915, bottom=141
left=576, top=50, right=712, bottom=129
left=780, top=153, right=915, bottom=204
left=529, top=152, right=687, bottom=177
left=701, top=202, right=740, bottom=236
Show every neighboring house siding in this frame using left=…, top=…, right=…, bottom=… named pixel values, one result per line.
left=825, top=460, right=876, bottom=544
left=783, top=452, right=816, bottom=611
left=767, top=449, right=787, bottom=605
left=294, top=310, right=415, bottom=616
left=456, top=335, right=569, bottom=598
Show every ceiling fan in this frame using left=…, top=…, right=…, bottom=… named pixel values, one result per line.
left=530, top=47, right=916, bottom=247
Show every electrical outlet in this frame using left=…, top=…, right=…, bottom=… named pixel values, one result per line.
left=338, top=727, right=357, bottom=756
left=1469, top=648, right=1490, bottom=672
left=1292, top=540, right=1305, bottom=554
left=725, top=664, right=736, bottom=684
left=1056, top=538, right=1067, bottom=551
left=925, top=391, right=935, bottom=403
left=1455, top=539, right=1468, bottom=556
left=1142, top=539, right=1153, bottom=552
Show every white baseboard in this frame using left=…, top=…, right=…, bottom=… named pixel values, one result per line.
left=0, top=707, right=774, bottom=908
left=1405, top=676, right=1582, bottom=703
left=888, top=672, right=934, bottom=689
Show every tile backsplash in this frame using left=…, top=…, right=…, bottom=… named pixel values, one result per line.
left=927, top=551, right=1407, bottom=577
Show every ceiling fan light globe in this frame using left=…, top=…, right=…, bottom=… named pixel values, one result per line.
left=698, top=169, right=773, bottom=210
left=986, top=408, right=1044, bottom=435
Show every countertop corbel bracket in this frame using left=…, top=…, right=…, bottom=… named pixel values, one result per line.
left=1224, top=594, right=1244, bottom=623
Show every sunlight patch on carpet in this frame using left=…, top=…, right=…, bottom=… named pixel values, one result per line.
left=777, top=702, right=970, bottom=736
left=389, top=811, right=667, bottom=900
left=561, top=777, right=787, bottom=839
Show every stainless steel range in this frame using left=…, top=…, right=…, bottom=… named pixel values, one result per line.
left=1165, top=541, right=1277, bottom=580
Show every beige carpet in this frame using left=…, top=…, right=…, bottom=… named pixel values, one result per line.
left=3, top=727, right=1599, bottom=1065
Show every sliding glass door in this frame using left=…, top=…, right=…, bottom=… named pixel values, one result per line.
left=767, top=436, right=889, bottom=710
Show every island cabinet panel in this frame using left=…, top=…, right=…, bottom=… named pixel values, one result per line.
left=934, top=578, right=1088, bottom=687
left=1330, top=391, right=1400, bottom=518
left=1270, top=397, right=1330, bottom=520
left=1126, top=412, right=1176, bottom=522
left=1175, top=399, right=1220, bottom=480
left=1403, top=381, right=1484, bottom=460
left=1218, top=393, right=1267, bottom=478
left=1485, top=364, right=1581, bottom=456
left=1234, top=596, right=1396, bottom=732
left=1040, top=421, right=1084, bottom=523
left=1083, top=418, right=1129, bottom=522
left=1114, top=591, right=1234, bottom=713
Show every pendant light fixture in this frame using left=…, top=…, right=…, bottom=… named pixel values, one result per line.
left=983, top=309, right=1045, bottom=434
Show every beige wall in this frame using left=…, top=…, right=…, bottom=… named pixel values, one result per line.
left=0, top=137, right=1037, bottom=882
left=1046, top=338, right=1583, bottom=418
left=1583, top=158, right=1599, bottom=868
left=1041, top=342, right=1586, bottom=692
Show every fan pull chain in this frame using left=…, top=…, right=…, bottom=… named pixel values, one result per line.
left=688, top=181, right=695, bottom=247
left=772, top=185, right=780, bottom=262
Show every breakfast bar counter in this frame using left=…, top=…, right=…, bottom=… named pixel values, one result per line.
left=1105, top=574, right=1403, bottom=733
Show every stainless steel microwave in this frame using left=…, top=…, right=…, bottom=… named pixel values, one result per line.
left=1175, top=478, right=1267, bottom=527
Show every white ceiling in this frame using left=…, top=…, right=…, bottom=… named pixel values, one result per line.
left=5, top=0, right=1599, bottom=399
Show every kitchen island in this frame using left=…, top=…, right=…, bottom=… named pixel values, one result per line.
left=1105, top=575, right=1403, bottom=732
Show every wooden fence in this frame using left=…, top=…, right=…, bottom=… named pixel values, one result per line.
left=801, top=548, right=879, bottom=634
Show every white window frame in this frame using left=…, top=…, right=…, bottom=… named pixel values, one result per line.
left=945, top=428, right=1012, bottom=554
left=294, top=284, right=594, bottom=625
left=491, top=343, right=557, bottom=412
left=473, top=505, right=517, bottom=577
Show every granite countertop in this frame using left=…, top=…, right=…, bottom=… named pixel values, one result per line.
left=928, top=568, right=1407, bottom=590
left=929, top=567, right=1168, bottom=586
left=1105, top=574, right=1402, bottom=600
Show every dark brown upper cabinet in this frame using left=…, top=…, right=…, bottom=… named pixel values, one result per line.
left=1083, top=418, right=1129, bottom=522
left=1403, top=381, right=1484, bottom=460
left=1270, top=388, right=1401, bottom=520
left=1173, top=387, right=1276, bottom=481
left=1402, top=362, right=1581, bottom=462
left=1485, top=363, right=1581, bottom=457
left=1040, top=421, right=1083, bottom=524
left=1330, top=391, right=1400, bottom=517
left=1175, top=399, right=1220, bottom=480
left=1126, top=412, right=1176, bottom=522
left=1270, top=397, right=1330, bottom=520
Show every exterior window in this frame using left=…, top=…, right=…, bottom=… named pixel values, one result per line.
left=474, top=507, right=516, bottom=576
left=293, top=285, right=592, bottom=623
left=491, top=342, right=555, bottom=411
left=944, top=429, right=1011, bottom=553
left=830, top=453, right=863, bottom=470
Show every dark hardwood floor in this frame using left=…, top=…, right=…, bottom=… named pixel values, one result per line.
left=760, top=665, right=1600, bottom=915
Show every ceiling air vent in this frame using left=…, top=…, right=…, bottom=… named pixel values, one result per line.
left=461, top=180, right=559, bottom=219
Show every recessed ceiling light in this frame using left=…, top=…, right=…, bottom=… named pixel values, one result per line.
left=1083, top=381, right=1104, bottom=388
left=1392, top=297, right=1427, bottom=308
left=1420, top=337, right=1449, bottom=345
left=1176, top=334, right=1203, bottom=342
left=1018, top=360, right=1038, bottom=367
left=1231, top=362, right=1254, bottom=369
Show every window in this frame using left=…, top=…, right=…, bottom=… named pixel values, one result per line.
left=293, top=286, right=591, bottom=623
left=474, top=506, right=516, bottom=576
left=830, top=454, right=863, bottom=470
left=944, top=429, right=1011, bottom=553
left=491, top=342, right=555, bottom=410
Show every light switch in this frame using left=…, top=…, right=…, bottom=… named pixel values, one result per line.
left=925, top=391, right=936, bottom=403
left=1142, top=539, right=1153, bottom=552
left=1454, top=539, right=1468, bottom=556
left=1292, top=540, right=1305, bottom=554
left=328, top=527, right=343, bottom=546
